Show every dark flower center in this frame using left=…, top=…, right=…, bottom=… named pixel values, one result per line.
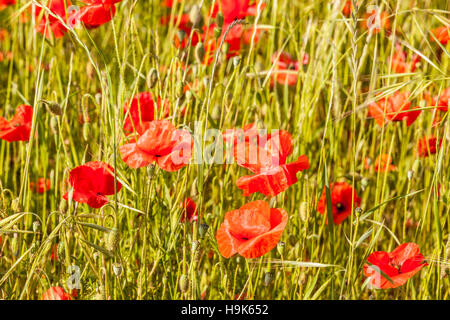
left=336, top=202, right=346, bottom=212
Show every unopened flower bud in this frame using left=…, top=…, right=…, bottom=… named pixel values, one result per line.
left=33, top=221, right=41, bottom=233
left=299, top=201, right=308, bottom=221
left=199, top=223, right=209, bottom=239
left=50, top=116, right=59, bottom=135
left=113, top=263, right=123, bottom=277
left=361, top=178, right=369, bottom=191
left=194, top=42, right=205, bottom=64
left=264, top=272, right=274, bottom=287
left=216, top=12, right=224, bottom=28
left=175, top=81, right=184, bottom=98
left=82, top=122, right=90, bottom=141
left=11, top=198, right=22, bottom=212
left=147, top=68, right=158, bottom=89
left=407, top=170, right=414, bottom=181
left=277, top=241, right=285, bottom=256
left=232, top=56, right=241, bottom=68
left=214, top=27, right=221, bottom=39
left=179, top=274, right=189, bottom=292
left=43, top=100, right=62, bottom=116
left=189, top=5, right=203, bottom=25
left=105, top=228, right=120, bottom=254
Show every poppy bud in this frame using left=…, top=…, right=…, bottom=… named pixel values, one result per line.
left=412, top=159, right=420, bottom=174
left=189, top=5, right=202, bottom=26
left=82, top=122, right=90, bottom=142
left=33, top=221, right=41, bottom=233
left=198, top=223, right=209, bottom=239
left=216, top=12, right=224, bottom=28
left=407, top=169, right=414, bottom=181
left=179, top=274, right=189, bottom=292
left=42, top=100, right=63, bottom=116
left=50, top=116, right=59, bottom=135
left=264, top=272, right=274, bottom=287
left=176, top=30, right=186, bottom=45
left=277, top=241, right=285, bottom=256
left=57, top=241, right=65, bottom=260
left=194, top=42, right=205, bottom=64
left=185, top=90, right=193, bottom=103
left=214, top=27, right=221, bottom=39
left=361, top=178, right=369, bottom=191
left=232, top=56, right=241, bottom=68
left=11, top=198, right=21, bottom=212
left=355, top=207, right=363, bottom=215
left=299, top=201, right=308, bottom=221
left=113, top=263, right=123, bottom=277
left=175, top=81, right=184, bottom=98
left=147, top=68, right=158, bottom=89
left=30, top=241, right=39, bottom=254
left=162, top=276, right=168, bottom=286
left=105, top=228, right=120, bottom=254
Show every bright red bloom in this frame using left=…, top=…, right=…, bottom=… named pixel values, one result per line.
left=0, top=0, right=15, bottom=10
left=417, top=136, right=441, bottom=158
left=317, top=182, right=361, bottom=225
left=219, top=0, right=265, bottom=24
left=63, top=161, right=122, bottom=208
left=216, top=200, right=288, bottom=259
left=0, top=105, right=33, bottom=142
left=390, top=44, right=420, bottom=74
left=368, top=91, right=421, bottom=127
left=364, top=243, right=427, bottom=289
left=120, top=120, right=193, bottom=171
left=123, top=92, right=168, bottom=135
left=41, top=286, right=72, bottom=300
left=30, top=178, right=51, bottom=193
left=161, top=13, right=200, bottom=49
left=432, top=88, right=450, bottom=112
left=362, top=10, right=390, bottom=34
left=234, top=130, right=309, bottom=197
left=365, top=154, right=397, bottom=172
left=181, top=197, right=198, bottom=223
left=271, top=51, right=309, bottom=86
left=34, top=0, right=71, bottom=39
left=342, top=1, right=354, bottom=17
left=77, top=3, right=116, bottom=29
left=430, top=26, right=449, bottom=45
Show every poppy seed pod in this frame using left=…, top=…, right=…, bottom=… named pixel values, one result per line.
left=179, top=274, right=189, bottom=292
left=106, top=228, right=120, bottom=254
left=194, top=42, right=205, bottom=64
left=43, top=100, right=63, bottom=116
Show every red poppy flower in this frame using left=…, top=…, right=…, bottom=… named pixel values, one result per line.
left=234, top=130, right=309, bottom=197
left=432, top=88, right=449, bottom=112
left=390, top=44, right=420, bottom=74
left=364, top=243, right=427, bottom=289
left=317, top=182, right=361, bottom=225
left=63, top=161, right=122, bottom=208
left=215, top=200, right=288, bottom=259
left=77, top=3, right=116, bottom=29
left=120, top=119, right=193, bottom=171
left=430, top=26, right=449, bottom=45
left=30, top=178, right=51, bottom=194
left=342, top=1, right=354, bottom=17
left=0, top=0, right=15, bottom=10
left=0, top=105, right=33, bottom=142
left=368, top=91, right=421, bottom=127
left=41, top=286, right=72, bottom=300
left=219, top=0, right=265, bottom=24
left=123, top=92, right=168, bottom=135
left=365, top=154, right=397, bottom=172
left=271, top=51, right=309, bottom=86
left=160, top=13, right=200, bottom=49
left=417, top=136, right=441, bottom=158
left=362, top=10, right=390, bottom=34
left=181, top=197, right=198, bottom=222
left=34, top=0, right=71, bottom=39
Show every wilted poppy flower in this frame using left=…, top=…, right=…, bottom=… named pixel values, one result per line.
left=390, top=44, right=420, bottom=73
left=430, top=26, right=449, bottom=45
left=362, top=10, right=390, bottom=34
left=123, top=92, right=168, bottom=135
left=41, top=286, right=72, bottom=300
left=63, top=161, right=122, bottom=208
left=432, top=88, right=449, bottom=112
left=365, top=154, right=397, bottom=172
left=181, top=197, right=198, bottom=222
left=30, top=178, right=51, bottom=193
left=417, top=136, right=441, bottom=157
left=120, top=120, right=193, bottom=171
left=34, top=0, right=71, bottom=39
left=216, top=200, right=288, bottom=259
left=271, top=51, right=309, bottom=86
left=0, top=105, right=33, bottom=142
left=368, top=91, right=421, bottom=127
left=0, top=0, right=15, bottom=10
left=234, top=130, right=309, bottom=197
left=317, top=182, right=361, bottom=225
left=364, top=243, right=427, bottom=289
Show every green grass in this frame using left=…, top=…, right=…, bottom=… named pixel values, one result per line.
left=0, top=0, right=449, bottom=300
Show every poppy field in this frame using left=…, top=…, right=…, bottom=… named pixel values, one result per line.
left=0, top=0, right=449, bottom=300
